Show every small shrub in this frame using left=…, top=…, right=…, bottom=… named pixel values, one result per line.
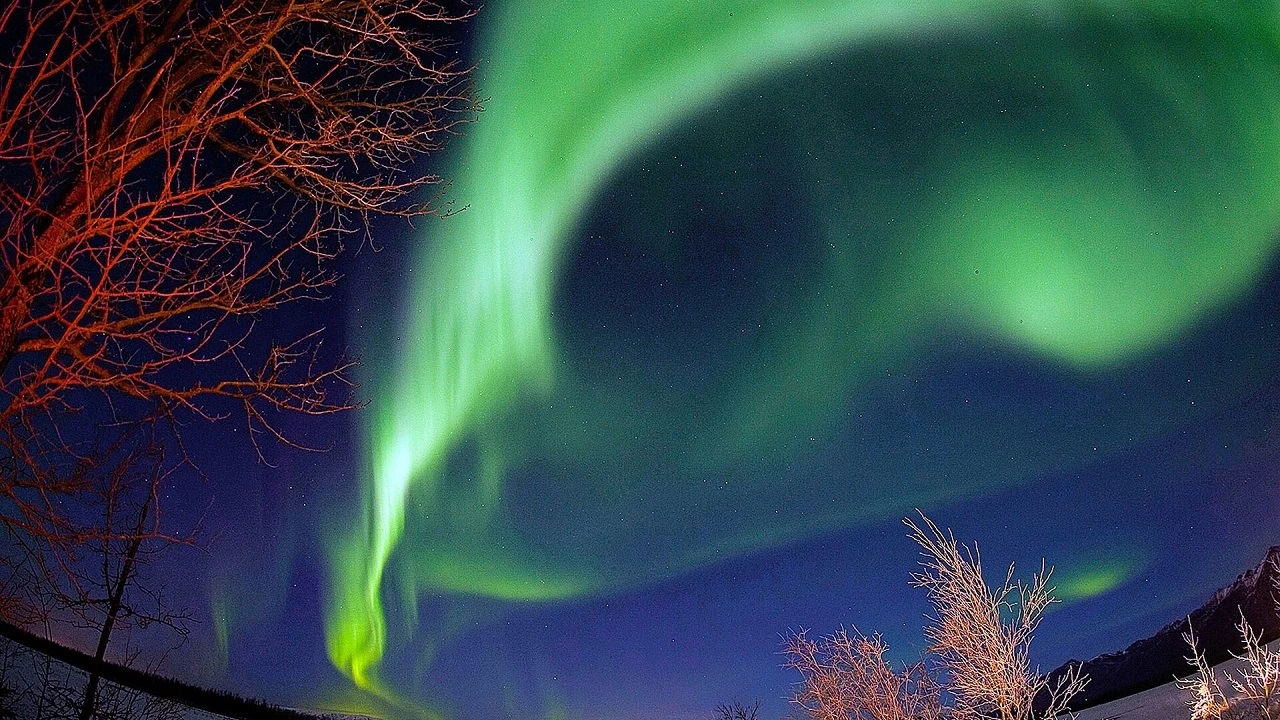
left=1179, top=626, right=1230, bottom=720
left=1180, top=610, right=1280, bottom=720
left=783, top=628, right=941, bottom=720
left=1225, top=612, right=1280, bottom=720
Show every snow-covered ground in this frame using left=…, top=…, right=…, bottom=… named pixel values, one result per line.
left=1072, top=640, right=1280, bottom=720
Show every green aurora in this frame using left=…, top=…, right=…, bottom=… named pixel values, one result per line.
left=323, top=0, right=1280, bottom=697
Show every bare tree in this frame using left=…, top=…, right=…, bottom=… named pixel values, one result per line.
left=1180, top=625, right=1230, bottom=720
left=71, top=443, right=192, bottom=720
left=1224, top=611, right=1280, bottom=720
left=0, top=0, right=475, bottom=614
left=783, top=628, right=942, bottom=720
left=712, top=700, right=762, bottom=720
left=906, top=514, right=1087, bottom=720
left=783, top=515, right=1084, bottom=720
left=1179, top=569, right=1280, bottom=720
left=0, top=426, right=194, bottom=719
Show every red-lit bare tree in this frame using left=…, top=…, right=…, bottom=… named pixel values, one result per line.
left=0, top=0, right=474, bottom=621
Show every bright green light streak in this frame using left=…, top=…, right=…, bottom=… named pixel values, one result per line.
left=324, top=0, right=1280, bottom=690
left=329, top=0, right=1007, bottom=688
left=1055, top=558, right=1141, bottom=603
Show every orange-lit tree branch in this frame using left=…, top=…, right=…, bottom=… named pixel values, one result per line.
left=0, top=0, right=474, bottom=608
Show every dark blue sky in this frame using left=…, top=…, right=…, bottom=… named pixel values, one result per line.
left=126, top=4, right=1280, bottom=719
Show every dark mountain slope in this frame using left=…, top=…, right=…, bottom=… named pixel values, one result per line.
left=1039, top=546, right=1280, bottom=711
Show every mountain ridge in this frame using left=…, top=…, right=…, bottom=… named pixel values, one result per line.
left=1039, top=545, right=1280, bottom=711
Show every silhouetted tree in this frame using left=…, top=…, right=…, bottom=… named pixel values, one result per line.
left=713, top=700, right=761, bottom=720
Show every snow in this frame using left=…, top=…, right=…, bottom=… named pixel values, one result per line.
left=1072, top=640, right=1280, bottom=720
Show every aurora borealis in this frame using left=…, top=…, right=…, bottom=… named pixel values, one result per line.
left=211, top=0, right=1280, bottom=716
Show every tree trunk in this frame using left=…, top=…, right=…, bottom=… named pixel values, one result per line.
left=77, top=498, right=149, bottom=720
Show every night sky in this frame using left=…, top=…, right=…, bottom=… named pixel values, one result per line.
left=137, top=2, right=1280, bottom=719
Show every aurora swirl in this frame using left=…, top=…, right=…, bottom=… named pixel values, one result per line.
left=323, top=0, right=1280, bottom=699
